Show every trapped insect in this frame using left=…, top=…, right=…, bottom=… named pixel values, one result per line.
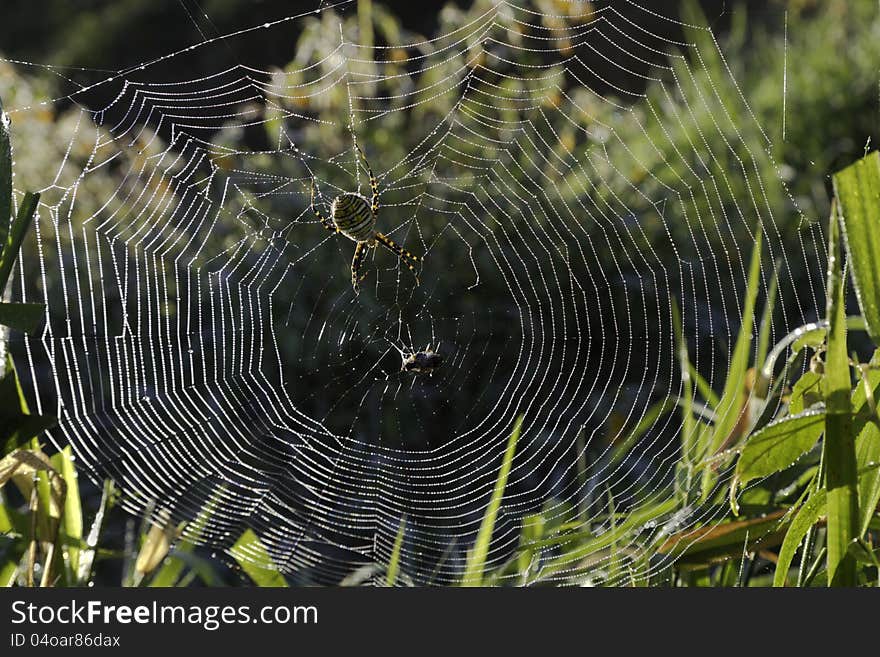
left=401, top=345, right=444, bottom=375
left=308, top=141, right=421, bottom=294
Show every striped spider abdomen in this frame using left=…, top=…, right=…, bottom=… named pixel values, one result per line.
left=331, top=193, right=376, bottom=243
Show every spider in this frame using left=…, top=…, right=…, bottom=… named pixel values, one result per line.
left=401, top=344, right=444, bottom=375
left=309, top=143, right=421, bottom=294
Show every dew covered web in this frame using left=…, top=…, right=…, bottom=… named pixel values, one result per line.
left=5, top=0, right=821, bottom=585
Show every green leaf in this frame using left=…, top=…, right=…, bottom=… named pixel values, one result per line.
left=834, top=151, right=880, bottom=342
left=773, top=489, right=826, bottom=587
left=0, top=97, right=11, bottom=253
left=735, top=410, right=825, bottom=487
left=855, top=419, right=880, bottom=537
left=0, top=413, right=57, bottom=457
left=709, top=228, right=762, bottom=457
left=671, top=296, right=710, bottom=503
left=230, top=528, right=288, bottom=587
left=1, top=448, right=66, bottom=586
left=515, top=512, right=545, bottom=582
left=823, top=199, right=859, bottom=586
left=0, top=191, right=39, bottom=292
left=672, top=297, right=696, bottom=469
left=533, top=497, right=678, bottom=582
left=0, top=504, right=26, bottom=585
left=851, top=352, right=880, bottom=536
left=0, top=357, right=57, bottom=456
left=847, top=537, right=880, bottom=569
left=609, top=396, right=676, bottom=467
left=135, top=519, right=177, bottom=580
left=756, top=259, right=780, bottom=375
left=146, top=536, right=187, bottom=587
left=386, top=516, right=406, bottom=587
left=690, top=363, right=720, bottom=409
left=658, top=509, right=789, bottom=565
left=76, top=479, right=113, bottom=584
left=791, top=329, right=827, bottom=354
left=0, top=557, right=17, bottom=587
left=787, top=318, right=867, bottom=357
left=462, top=414, right=522, bottom=586
left=789, top=371, right=823, bottom=415
left=167, top=550, right=225, bottom=587
left=148, top=494, right=220, bottom=587
left=0, top=302, right=45, bottom=334
left=0, top=497, right=14, bottom=534
left=51, top=447, right=82, bottom=583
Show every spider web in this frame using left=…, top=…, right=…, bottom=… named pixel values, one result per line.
left=3, top=0, right=818, bottom=585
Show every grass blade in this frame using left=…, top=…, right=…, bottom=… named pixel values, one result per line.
left=753, top=259, right=781, bottom=406
left=76, top=480, right=112, bottom=585
left=146, top=538, right=187, bottom=587
left=462, top=415, right=522, bottom=586
left=147, top=497, right=218, bottom=587
left=823, top=199, right=859, bottom=586
left=672, top=297, right=696, bottom=471
left=773, top=489, right=826, bottom=587
left=0, top=355, right=57, bottom=459
left=834, top=151, right=880, bottom=342
left=852, top=354, right=880, bottom=536
left=0, top=191, right=39, bottom=292
left=709, top=228, right=763, bottom=455
left=756, top=260, right=780, bottom=371
left=534, top=497, right=678, bottom=583
left=1, top=448, right=66, bottom=586
left=135, top=516, right=177, bottom=583
left=690, top=363, right=720, bottom=410
left=231, top=528, right=288, bottom=587
left=386, top=516, right=406, bottom=587
left=0, top=97, right=10, bottom=251
left=856, top=420, right=880, bottom=537
left=658, top=509, right=788, bottom=565
left=609, top=396, right=676, bottom=466
left=50, top=447, right=82, bottom=583
left=0, top=558, right=17, bottom=587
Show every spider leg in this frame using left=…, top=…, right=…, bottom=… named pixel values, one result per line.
left=374, top=231, right=421, bottom=285
left=309, top=178, right=337, bottom=233
left=354, top=142, right=379, bottom=215
left=351, top=240, right=370, bottom=295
